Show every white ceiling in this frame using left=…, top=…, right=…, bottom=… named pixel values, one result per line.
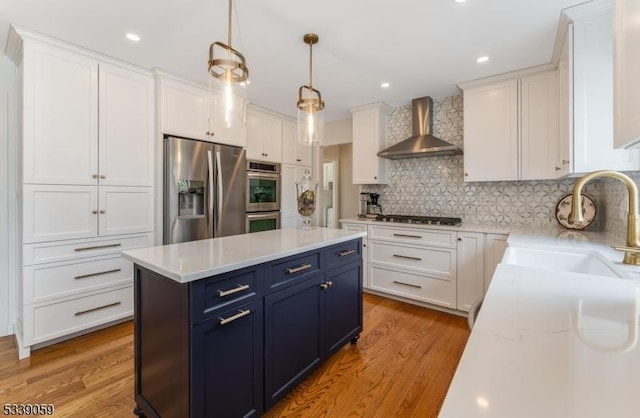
left=0, top=0, right=587, bottom=121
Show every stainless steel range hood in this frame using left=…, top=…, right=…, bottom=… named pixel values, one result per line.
left=377, top=96, right=462, bottom=159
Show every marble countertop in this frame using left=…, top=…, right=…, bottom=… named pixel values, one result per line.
left=440, top=227, right=640, bottom=418
left=121, top=228, right=366, bottom=283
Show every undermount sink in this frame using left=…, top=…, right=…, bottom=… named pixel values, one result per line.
left=502, top=247, right=623, bottom=278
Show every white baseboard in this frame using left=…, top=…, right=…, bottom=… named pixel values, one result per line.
left=13, top=320, right=30, bottom=360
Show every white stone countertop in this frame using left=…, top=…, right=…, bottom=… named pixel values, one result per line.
left=440, top=227, right=640, bottom=418
left=121, top=227, right=366, bottom=283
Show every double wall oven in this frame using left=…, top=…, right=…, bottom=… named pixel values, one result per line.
left=246, top=160, right=281, bottom=233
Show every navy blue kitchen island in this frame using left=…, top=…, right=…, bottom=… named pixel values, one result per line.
left=122, top=228, right=365, bottom=418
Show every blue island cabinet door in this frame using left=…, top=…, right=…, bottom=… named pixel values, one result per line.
left=264, top=274, right=324, bottom=410
left=324, top=260, right=363, bottom=356
left=190, top=299, right=264, bottom=418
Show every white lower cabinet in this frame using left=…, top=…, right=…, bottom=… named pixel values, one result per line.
left=98, top=187, right=154, bottom=236
left=368, top=225, right=457, bottom=309
left=341, top=223, right=369, bottom=288
left=340, top=221, right=508, bottom=314
left=23, top=285, right=133, bottom=346
left=456, top=232, right=485, bottom=312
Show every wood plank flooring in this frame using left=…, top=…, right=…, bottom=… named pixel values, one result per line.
left=0, top=294, right=469, bottom=417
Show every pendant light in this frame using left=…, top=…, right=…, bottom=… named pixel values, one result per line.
left=297, top=33, right=325, bottom=145
left=208, top=0, right=249, bottom=128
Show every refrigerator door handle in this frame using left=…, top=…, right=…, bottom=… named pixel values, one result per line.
left=207, top=150, right=214, bottom=237
left=216, top=150, right=223, bottom=232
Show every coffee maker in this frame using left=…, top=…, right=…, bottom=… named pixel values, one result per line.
left=359, top=193, right=382, bottom=218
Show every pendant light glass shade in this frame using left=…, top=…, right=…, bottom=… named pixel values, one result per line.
left=208, top=0, right=249, bottom=128
left=297, top=34, right=325, bottom=145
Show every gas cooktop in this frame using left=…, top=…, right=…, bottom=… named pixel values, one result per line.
left=373, top=214, right=462, bottom=226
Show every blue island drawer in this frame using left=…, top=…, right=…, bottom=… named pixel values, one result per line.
left=190, top=265, right=263, bottom=323
left=266, top=250, right=322, bottom=292
left=325, top=239, right=361, bottom=271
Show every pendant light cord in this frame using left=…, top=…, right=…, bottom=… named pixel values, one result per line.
left=309, top=42, right=313, bottom=88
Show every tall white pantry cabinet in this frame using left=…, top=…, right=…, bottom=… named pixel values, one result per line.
left=6, top=27, right=155, bottom=358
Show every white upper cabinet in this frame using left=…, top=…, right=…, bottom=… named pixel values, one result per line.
left=462, top=79, right=519, bottom=182
left=282, top=119, right=312, bottom=167
left=99, top=64, right=154, bottom=187
left=22, top=43, right=98, bottom=185
left=557, top=23, right=573, bottom=178
left=158, top=74, right=246, bottom=148
left=565, top=2, right=640, bottom=170
left=350, top=102, right=390, bottom=184
left=246, top=107, right=283, bottom=163
left=520, top=71, right=559, bottom=180
left=613, top=0, right=640, bottom=149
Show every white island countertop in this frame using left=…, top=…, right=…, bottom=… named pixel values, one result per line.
left=440, top=228, right=640, bottom=418
left=121, top=227, right=366, bottom=283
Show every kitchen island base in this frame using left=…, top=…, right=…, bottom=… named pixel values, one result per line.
left=130, top=237, right=363, bottom=418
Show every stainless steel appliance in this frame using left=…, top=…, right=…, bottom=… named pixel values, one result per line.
left=246, top=160, right=281, bottom=233
left=373, top=214, right=462, bottom=226
left=164, top=136, right=246, bottom=244
left=246, top=211, right=281, bottom=233
left=246, top=160, right=281, bottom=212
left=359, top=192, right=383, bottom=218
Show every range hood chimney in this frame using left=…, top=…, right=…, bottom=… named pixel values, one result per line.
left=377, top=96, right=462, bottom=159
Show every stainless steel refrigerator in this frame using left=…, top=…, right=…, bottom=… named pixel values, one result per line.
left=164, top=136, right=246, bottom=244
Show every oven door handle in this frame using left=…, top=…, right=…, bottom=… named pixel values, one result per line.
left=247, top=171, right=280, bottom=180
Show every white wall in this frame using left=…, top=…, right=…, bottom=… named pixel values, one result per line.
left=0, top=54, right=16, bottom=336
left=324, top=118, right=352, bottom=146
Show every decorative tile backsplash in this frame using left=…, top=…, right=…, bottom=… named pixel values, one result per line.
left=599, top=172, right=640, bottom=240
left=363, top=95, right=604, bottom=229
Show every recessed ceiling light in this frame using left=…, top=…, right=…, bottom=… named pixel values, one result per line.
left=380, top=82, right=390, bottom=88
left=126, top=33, right=141, bottom=42
left=476, top=56, right=490, bottom=63
left=454, top=0, right=468, bottom=3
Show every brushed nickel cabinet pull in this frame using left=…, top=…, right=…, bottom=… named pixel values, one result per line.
left=562, top=160, right=570, bottom=165
left=92, top=210, right=98, bottom=214
left=75, top=301, right=121, bottom=316
left=286, top=263, right=312, bottom=274
left=555, top=166, right=561, bottom=171
left=99, top=209, right=106, bottom=214
left=218, top=284, right=250, bottom=297
left=392, top=233, right=422, bottom=239
left=219, top=309, right=251, bottom=325
left=74, top=243, right=122, bottom=252
left=320, top=281, right=333, bottom=290
left=92, top=174, right=98, bottom=179
left=392, top=280, right=422, bottom=289
left=337, top=249, right=356, bottom=257
left=393, top=254, right=422, bottom=261
left=296, top=158, right=302, bottom=162
left=74, top=268, right=121, bottom=280
left=100, top=174, right=106, bottom=179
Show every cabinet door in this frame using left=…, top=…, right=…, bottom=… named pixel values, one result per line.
left=282, top=120, right=298, bottom=165
left=352, top=106, right=388, bottom=184
left=557, top=23, right=573, bottom=177
left=483, top=233, right=508, bottom=292
left=161, top=79, right=210, bottom=140
left=463, top=80, right=518, bottom=182
left=613, top=0, right=640, bottom=149
left=23, top=185, right=98, bottom=243
left=574, top=5, right=640, bottom=170
left=246, top=109, right=265, bottom=161
left=456, top=232, right=484, bottom=312
left=280, top=164, right=298, bottom=228
left=264, top=275, right=323, bottom=409
left=98, top=186, right=153, bottom=236
left=191, top=300, right=263, bottom=418
left=263, top=115, right=283, bottom=163
left=520, top=71, right=559, bottom=180
left=341, top=223, right=369, bottom=288
left=22, top=43, right=98, bottom=185
left=324, top=261, right=362, bottom=356
left=99, top=64, right=154, bottom=187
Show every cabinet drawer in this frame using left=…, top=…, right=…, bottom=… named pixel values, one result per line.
left=23, top=234, right=154, bottom=266
left=23, top=255, right=132, bottom=304
left=341, top=223, right=367, bottom=233
left=23, top=286, right=133, bottom=345
left=369, top=266, right=456, bottom=308
left=369, top=241, right=455, bottom=280
left=190, top=265, right=262, bottom=323
left=368, top=225, right=457, bottom=248
left=266, top=250, right=322, bottom=292
left=325, top=239, right=362, bottom=271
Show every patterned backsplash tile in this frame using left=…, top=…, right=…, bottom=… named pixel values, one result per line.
left=363, top=95, right=606, bottom=229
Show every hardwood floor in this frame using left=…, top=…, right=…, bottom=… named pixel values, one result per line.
left=0, top=294, right=469, bottom=417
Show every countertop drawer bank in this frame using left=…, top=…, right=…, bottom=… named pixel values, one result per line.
left=122, top=228, right=365, bottom=418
